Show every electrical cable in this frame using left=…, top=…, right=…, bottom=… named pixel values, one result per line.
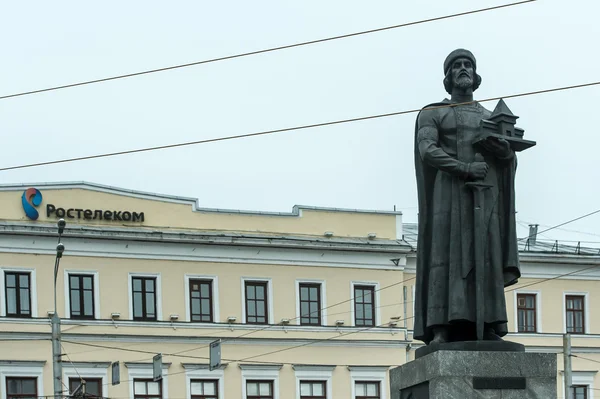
left=0, top=1, right=535, bottom=102
left=2, top=80, right=600, bottom=173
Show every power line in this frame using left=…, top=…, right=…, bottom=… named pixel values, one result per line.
left=0, top=1, right=535, bottom=103
left=2, top=79, right=599, bottom=173
left=571, top=354, right=600, bottom=365
left=518, top=210, right=600, bottom=242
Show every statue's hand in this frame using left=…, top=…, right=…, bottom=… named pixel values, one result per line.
left=467, top=161, right=489, bottom=180
left=482, top=137, right=511, bottom=158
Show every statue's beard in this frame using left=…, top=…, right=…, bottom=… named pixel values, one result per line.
left=454, top=76, right=474, bottom=91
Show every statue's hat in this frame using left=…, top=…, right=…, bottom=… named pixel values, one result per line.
left=444, top=49, right=477, bottom=75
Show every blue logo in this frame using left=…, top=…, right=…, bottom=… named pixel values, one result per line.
left=22, top=188, right=43, bottom=220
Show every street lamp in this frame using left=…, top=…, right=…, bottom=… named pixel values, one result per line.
left=52, top=219, right=66, bottom=399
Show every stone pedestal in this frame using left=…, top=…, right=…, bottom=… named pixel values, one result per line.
left=390, top=349, right=557, bottom=399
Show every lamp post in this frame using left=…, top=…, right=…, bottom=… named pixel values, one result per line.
left=52, top=218, right=66, bottom=399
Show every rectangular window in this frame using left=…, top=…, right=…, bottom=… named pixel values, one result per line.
left=572, top=385, right=588, bottom=399
left=300, top=381, right=326, bottom=399
left=246, top=380, right=273, bottom=399
left=69, top=274, right=95, bottom=319
left=134, top=379, right=162, bottom=399
left=354, top=285, right=375, bottom=326
left=69, top=378, right=102, bottom=397
left=245, top=281, right=268, bottom=324
left=355, top=381, right=380, bottom=399
left=190, top=379, right=218, bottom=399
left=299, top=283, right=321, bottom=326
left=566, top=295, right=585, bottom=334
left=6, top=377, right=37, bottom=399
left=190, top=279, right=213, bottom=322
left=516, top=293, right=536, bottom=333
left=5, top=272, right=31, bottom=317
left=132, top=277, right=157, bottom=321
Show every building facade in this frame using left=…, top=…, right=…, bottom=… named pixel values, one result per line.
left=0, top=182, right=598, bottom=399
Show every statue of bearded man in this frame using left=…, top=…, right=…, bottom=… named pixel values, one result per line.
left=413, top=49, right=521, bottom=345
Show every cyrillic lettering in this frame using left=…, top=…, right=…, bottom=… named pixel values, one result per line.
left=56, top=208, right=66, bottom=218
left=113, top=211, right=122, bottom=221
left=104, top=211, right=112, bottom=220
left=132, top=212, right=144, bottom=222
left=75, top=209, right=83, bottom=218
left=122, top=211, right=131, bottom=221
left=93, top=210, right=103, bottom=220
left=47, top=204, right=56, bottom=217
left=84, top=209, right=93, bottom=219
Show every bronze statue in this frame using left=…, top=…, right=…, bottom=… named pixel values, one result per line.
left=413, top=49, right=531, bottom=345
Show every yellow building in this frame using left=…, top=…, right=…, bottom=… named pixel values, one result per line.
left=0, top=182, right=598, bottom=399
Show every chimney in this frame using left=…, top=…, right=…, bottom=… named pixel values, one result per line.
left=528, top=224, right=539, bottom=245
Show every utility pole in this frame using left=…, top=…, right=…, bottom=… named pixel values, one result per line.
left=563, top=333, right=572, bottom=399
left=53, top=219, right=66, bottom=399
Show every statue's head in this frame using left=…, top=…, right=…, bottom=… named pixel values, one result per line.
left=443, top=49, right=482, bottom=95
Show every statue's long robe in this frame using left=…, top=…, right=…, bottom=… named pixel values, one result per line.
left=413, top=100, right=521, bottom=344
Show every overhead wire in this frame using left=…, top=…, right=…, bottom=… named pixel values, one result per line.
left=2, top=80, right=600, bottom=173
left=0, top=1, right=535, bottom=102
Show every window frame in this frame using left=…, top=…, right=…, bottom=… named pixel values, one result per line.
left=512, top=290, right=542, bottom=333
left=293, top=365, right=334, bottom=399
left=183, top=364, right=225, bottom=399
left=6, top=377, right=37, bottom=399
left=241, top=278, right=273, bottom=325
left=3, top=271, right=32, bottom=318
left=563, top=292, right=589, bottom=334
left=189, top=379, right=219, bottom=399
left=188, top=279, right=214, bottom=323
left=125, top=363, right=169, bottom=399
left=0, top=361, right=44, bottom=399
left=354, top=381, right=381, bottom=399
left=133, top=379, right=162, bottom=399
left=69, top=377, right=103, bottom=398
left=297, top=282, right=323, bottom=326
left=516, top=293, right=537, bottom=333
left=62, top=362, right=109, bottom=398
left=68, top=274, right=96, bottom=320
left=349, top=366, right=388, bottom=399
left=240, top=364, right=281, bottom=399
left=350, top=282, right=380, bottom=327
left=571, top=385, right=588, bottom=399
left=245, top=380, right=274, bottom=399
left=185, top=275, right=219, bottom=323
left=299, top=380, right=326, bottom=399
left=64, top=270, right=100, bottom=320
left=129, top=273, right=162, bottom=322
left=0, top=267, right=38, bottom=318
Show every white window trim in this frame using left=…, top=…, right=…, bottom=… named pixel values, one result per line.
left=0, top=361, right=45, bottom=399
left=126, top=363, right=170, bottom=399
left=183, top=364, right=225, bottom=399
left=562, top=370, right=597, bottom=399
left=513, top=290, right=542, bottom=333
left=295, top=279, right=327, bottom=326
left=350, top=281, right=381, bottom=327
left=184, top=275, right=220, bottom=323
left=348, top=366, right=388, bottom=399
left=241, top=277, right=274, bottom=324
left=240, top=364, right=281, bottom=399
left=63, top=362, right=109, bottom=394
left=0, top=267, right=38, bottom=317
left=64, top=270, right=101, bottom=320
left=293, top=365, right=334, bottom=399
left=129, top=273, right=163, bottom=321
left=562, top=291, right=590, bottom=334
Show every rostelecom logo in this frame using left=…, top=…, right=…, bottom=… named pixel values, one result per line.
left=22, top=188, right=43, bottom=220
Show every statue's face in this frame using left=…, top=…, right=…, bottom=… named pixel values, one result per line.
left=450, top=57, right=474, bottom=91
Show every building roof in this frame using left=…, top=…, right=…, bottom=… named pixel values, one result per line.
left=402, top=223, right=600, bottom=256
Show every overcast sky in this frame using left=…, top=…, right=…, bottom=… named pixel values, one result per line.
left=1, top=0, right=598, bottom=245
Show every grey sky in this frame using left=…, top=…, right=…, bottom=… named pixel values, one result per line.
left=1, top=0, right=598, bottom=244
